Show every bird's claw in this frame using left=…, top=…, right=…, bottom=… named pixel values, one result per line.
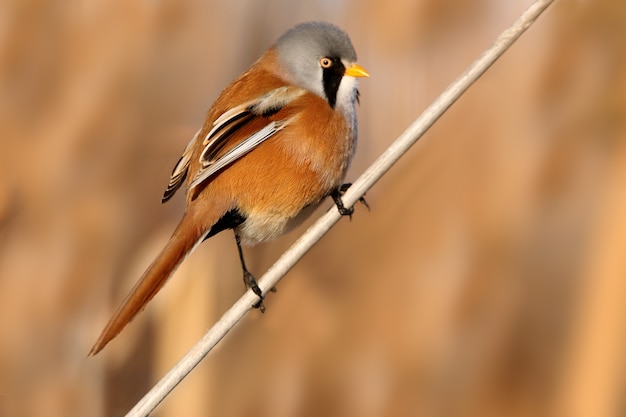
left=331, top=183, right=369, bottom=220
left=243, top=270, right=265, bottom=313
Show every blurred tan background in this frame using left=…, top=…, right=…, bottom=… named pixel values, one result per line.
left=1, top=0, right=625, bottom=416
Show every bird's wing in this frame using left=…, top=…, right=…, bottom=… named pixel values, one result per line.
left=162, top=128, right=201, bottom=203
left=189, top=86, right=305, bottom=191
left=161, top=86, right=305, bottom=201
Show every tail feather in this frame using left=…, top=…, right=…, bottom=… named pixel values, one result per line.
left=89, top=209, right=210, bottom=356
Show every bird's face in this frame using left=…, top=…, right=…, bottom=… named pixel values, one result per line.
left=275, top=22, right=368, bottom=111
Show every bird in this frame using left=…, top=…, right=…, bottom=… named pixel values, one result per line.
left=89, top=21, right=369, bottom=355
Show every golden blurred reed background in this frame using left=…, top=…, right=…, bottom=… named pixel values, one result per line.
left=1, top=0, right=625, bottom=416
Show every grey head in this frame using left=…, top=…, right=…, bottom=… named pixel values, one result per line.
left=274, top=22, right=367, bottom=110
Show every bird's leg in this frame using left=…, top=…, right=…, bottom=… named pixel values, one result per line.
left=331, top=183, right=370, bottom=219
left=234, top=232, right=265, bottom=312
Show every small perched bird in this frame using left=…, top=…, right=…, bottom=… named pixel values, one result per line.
left=89, top=21, right=368, bottom=355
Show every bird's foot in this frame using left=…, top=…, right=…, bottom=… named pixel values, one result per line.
left=243, top=270, right=265, bottom=313
left=331, top=183, right=370, bottom=220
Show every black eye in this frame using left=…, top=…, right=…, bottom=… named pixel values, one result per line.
left=320, top=57, right=332, bottom=69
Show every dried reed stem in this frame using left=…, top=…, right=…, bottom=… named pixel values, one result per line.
left=125, top=1, right=556, bottom=415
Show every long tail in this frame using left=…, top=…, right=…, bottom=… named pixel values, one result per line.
left=89, top=208, right=213, bottom=355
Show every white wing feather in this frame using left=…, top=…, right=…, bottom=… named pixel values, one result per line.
left=189, top=119, right=291, bottom=190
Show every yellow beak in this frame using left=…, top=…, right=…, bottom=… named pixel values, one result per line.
left=345, top=63, right=370, bottom=78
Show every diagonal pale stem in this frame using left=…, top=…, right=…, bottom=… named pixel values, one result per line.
left=124, top=1, right=557, bottom=416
